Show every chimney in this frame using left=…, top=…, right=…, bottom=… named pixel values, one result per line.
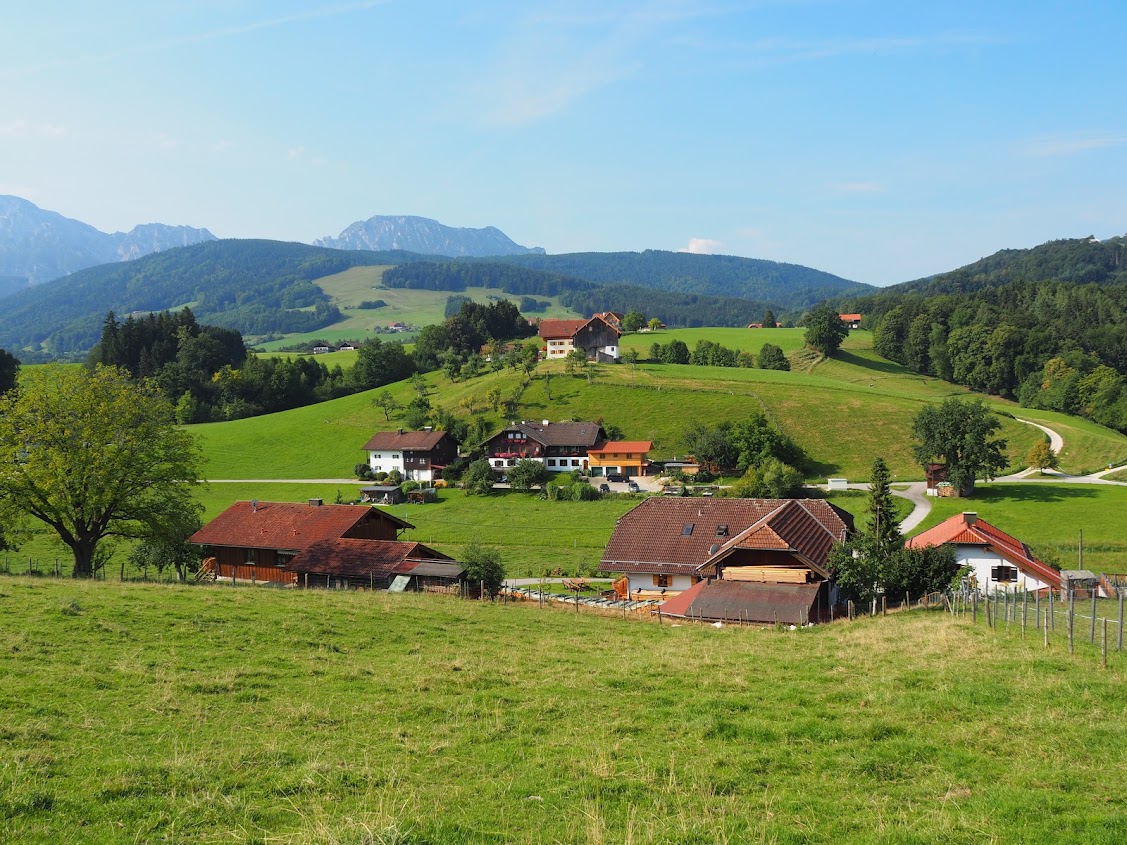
left=251, top=499, right=258, bottom=513
left=963, top=512, right=977, bottom=525
left=308, top=498, right=323, bottom=507
left=543, top=419, right=550, bottom=426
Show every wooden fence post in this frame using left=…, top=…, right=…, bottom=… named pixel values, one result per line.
left=972, top=592, right=977, bottom=624
left=1119, top=591, right=1124, bottom=652
left=1090, top=591, right=1098, bottom=645
left=1049, top=587, right=1055, bottom=631
left=1102, top=618, right=1108, bottom=669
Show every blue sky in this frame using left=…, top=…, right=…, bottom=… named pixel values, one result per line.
left=2, top=1, right=1124, bottom=285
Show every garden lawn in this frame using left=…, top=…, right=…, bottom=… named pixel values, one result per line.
left=1, top=579, right=1124, bottom=844
left=907, top=482, right=1127, bottom=573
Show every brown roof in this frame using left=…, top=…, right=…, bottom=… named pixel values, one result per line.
left=362, top=429, right=450, bottom=451
left=286, top=538, right=452, bottom=578
left=600, top=498, right=850, bottom=576
left=659, top=580, right=821, bottom=625
left=538, top=319, right=588, bottom=340
left=491, top=420, right=605, bottom=449
left=906, top=512, right=1060, bottom=585
left=190, top=501, right=413, bottom=551
left=588, top=440, right=653, bottom=455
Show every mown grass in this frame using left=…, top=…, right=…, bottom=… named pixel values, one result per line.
left=908, top=482, right=1127, bottom=572
left=0, top=579, right=1124, bottom=844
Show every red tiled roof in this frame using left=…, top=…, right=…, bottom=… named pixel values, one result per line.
left=839, top=313, right=862, bottom=321
left=286, top=538, right=452, bottom=578
left=362, top=430, right=450, bottom=451
left=190, top=502, right=413, bottom=551
left=600, top=498, right=850, bottom=576
left=905, top=513, right=1060, bottom=585
left=588, top=440, right=653, bottom=455
left=538, top=319, right=587, bottom=339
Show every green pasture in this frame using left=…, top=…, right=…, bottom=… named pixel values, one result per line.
left=1, top=579, right=1124, bottom=844
left=619, top=326, right=816, bottom=356
left=253, top=348, right=362, bottom=368
left=908, top=482, right=1127, bottom=573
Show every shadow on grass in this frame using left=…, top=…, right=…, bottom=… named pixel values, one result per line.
left=805, top=457, right=843, bottom=478
left=973, top=484, right=1100, bottom=504
left=830, top=350, right=911, bottom=376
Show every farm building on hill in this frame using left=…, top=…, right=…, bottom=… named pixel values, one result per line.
left=362, top=428, right=458, bottom=482
left=839, top=313, right=862, bottom=329
left=483, top=420, right=606, bottom=475
left=905, top=512, right=1060, bottom=595
left=538, top=313, right=622, bottom=362
left=600, top=497, right=853, bottom=623
left=191, top=500, right=462, bottom=591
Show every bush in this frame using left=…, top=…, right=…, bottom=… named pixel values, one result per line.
left=570, top=483, right=602, bottom=501
left=432, top=479, right=448, bottom=489
left=374, top=471, right=388, bottom=482
left=353, top=463, right=374, bottom=480
left=387, top=469, right=403, bottom=485
left=400, top=480, right=420, bottom=493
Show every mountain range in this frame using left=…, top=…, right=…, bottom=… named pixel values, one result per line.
left=314, top=214, right=544, bottom=257
left=0, top=195, right=217, bottom=287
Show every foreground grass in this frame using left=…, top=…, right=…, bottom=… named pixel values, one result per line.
left=1, top=580, right=1124, bottom=844
left=908, top=482, right=1127, bottom=572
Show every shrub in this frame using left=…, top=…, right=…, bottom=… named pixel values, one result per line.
left=387, top=469, right=403, bottom=485
left=374, top=471, right=389, bottom=482
left=354, top=463, right=374, bottom=480
left=432, top=479, right=448, bottom=489
left=400, top=480, right=420, bottom=493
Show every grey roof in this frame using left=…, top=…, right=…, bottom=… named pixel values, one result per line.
left=1061, top=569, right=1098, bottom=580
left=491, top=420, right=605, bottom=448
left=406, top=561, right=465, bottom=578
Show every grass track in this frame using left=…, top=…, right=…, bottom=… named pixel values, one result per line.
left=1, top=579, right=1124, bottom=843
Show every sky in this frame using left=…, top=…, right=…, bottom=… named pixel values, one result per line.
left=2, top=0, right=1125, bottom=285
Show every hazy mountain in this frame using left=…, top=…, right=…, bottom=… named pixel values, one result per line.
left=315, top=214, right=544, bottom=257
left=0, top=195, right=217, bottom=287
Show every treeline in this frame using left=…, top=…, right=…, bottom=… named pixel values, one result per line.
left=383, top=262, right=591, bottom=297
left=646, top=338, right=790, bottom=370
left=414, top=299, right=537, bottom=373
left=848, top=279, right=1127, bottom=432
left=559, top=284, right=781, bottom=328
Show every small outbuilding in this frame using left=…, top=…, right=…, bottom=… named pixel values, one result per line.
left=361, top=485, right=405, bottom=505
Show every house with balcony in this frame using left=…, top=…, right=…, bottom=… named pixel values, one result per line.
left=363, top=428, right=458, bottom=482
left=587, top=441, right=653, bottom=478
left=483, top=420, right=606, bottom=475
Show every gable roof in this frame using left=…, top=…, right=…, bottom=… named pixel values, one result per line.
left=286, top=538, right=453, bottom=578
left=538, top=319, right=588, bottom=340
left=905, top=512, right=1060, bottom=585
left=588, top=440, right=653, bottom=455
left=362, top=429, right=450, bottom=451
left=489, top=420, right=605, bottom=448
left=601, top=497, right=851, bottom=576
left=190, top=501, right=413, bottom=551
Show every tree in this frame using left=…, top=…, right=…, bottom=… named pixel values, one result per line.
left=622, top=347, right=640, bottom=379
left=374, top=390, right=400, bottom=421
left=351, top=338, right=415, bottom=390
left=0, top=365, right=203, bottom=577
left=463, top=459, right=496, bottom=495
left=462, top=541, right=505, bottom=598
left=1026, top=440, right=1059, bottom=474
left=731, top=457, right=803, bottom=498
left=866, top=457, right=901, bottom=552
left=509, top=458, right=549, bottom=492
left=661, top=339, right=689, bottom=365
left=647, top=317, right=662, bottom=332
left=803, top=306, right=849, bottom=357
left=564, top=348, right=587, bottom=376
left=762, top=309, right=777, bottom=329
left=0, top=348, right=19, bottom=395
left=911, top=398, right=1008, bottom=495
left=681, top=422, right=737, bottom=474
left=128, top=509, right=204, bottom=582
left=622, top=311, right=646, bottom=333
left=758, top=343, right=790, bottom=371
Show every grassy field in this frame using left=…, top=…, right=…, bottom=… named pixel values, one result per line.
left=908, top=482, right=1127, bottom=572
left=254, top=266, right=581, bottom=351
left=619, top=326, right=815, bottom=356
left=1, top=579, right=1124, bottom=844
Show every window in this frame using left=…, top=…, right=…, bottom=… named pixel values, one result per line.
left=991, top=565, right=1017, bottom=583
left=653, top=574, right=670, bottom=588
left=392, top=454, right=400, bottom=460
left=716, top=525, right=729, bottom=537
left=245, top=549, right=256, bottom=563
left=494, top=460, right=503, bottom=467
left=681, top=523, right=694, bottom=536
left=547, top=459, right=556, bottom=467
left=571, top=459, right=580, bottom=467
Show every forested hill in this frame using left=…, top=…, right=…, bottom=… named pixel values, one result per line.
left=890, top=235, right=1127, bottom=295
left=0, top=239, right=430, bottom=354
left=487, top=250, right=872, bottom=306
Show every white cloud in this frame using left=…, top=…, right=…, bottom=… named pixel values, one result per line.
left=680, top=237, right=723, bottom=254
left=210, top=139, right=234, bottom=153
left=1027, top=133, right=1127, bottom=157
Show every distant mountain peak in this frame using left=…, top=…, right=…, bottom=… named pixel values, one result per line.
left=314, top=214, right=544, bottom=257
left=0, top=195, right=216, bottom=286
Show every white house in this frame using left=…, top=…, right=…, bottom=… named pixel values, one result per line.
left=905, top=512, right=1061, bottom=595
left=362, top=429, right=458, bottom=482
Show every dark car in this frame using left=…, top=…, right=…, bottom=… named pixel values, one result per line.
left=606, top=473, right=627, bottom=483
left=598, top=483, right=611, bottom=493
left=626, top=480, right=640, bottom=492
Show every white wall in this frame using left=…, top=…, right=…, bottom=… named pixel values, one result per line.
left=625, top=573, right=696, bottom=596
left=956, top=544, right=1055, bottom=594
left=369, top=450, right=405, bottom=476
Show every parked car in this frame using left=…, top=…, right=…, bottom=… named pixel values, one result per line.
left=598, top=483, right=611, bottom=493
left=626, top=480, right=640, bottom=492
left=606, top=473, right=627, bottom=483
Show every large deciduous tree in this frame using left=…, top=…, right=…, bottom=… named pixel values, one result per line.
left=0, top=365, right=203, bottom=577
left=911, top=398, right=1008, bottom=496
left=803, top=305, right=849, bottom=357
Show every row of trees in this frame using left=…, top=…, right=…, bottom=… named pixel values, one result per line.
left=646, top=339, right=790, bottom=370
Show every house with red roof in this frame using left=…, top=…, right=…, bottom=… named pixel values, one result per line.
left=600, top=497, right=853, bottom=623
left=191, top=500, right=462, bottom=590
left=362, top=428, right=458, bottom=482
left=538, top=313, right=621, bottom=362
left=839, top=313, right=862, bottom=329
left=905, top=511, right=1061, bottom=594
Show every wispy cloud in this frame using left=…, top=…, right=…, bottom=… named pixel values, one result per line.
left=0, top=119, right=68, bottom=138
left=680, top=237, right=723, bottom=254
left=1027, top=133, right=1127, bottom=157
left=1, top=1, right=389, bottom=76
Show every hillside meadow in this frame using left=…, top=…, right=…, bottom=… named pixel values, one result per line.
left=1, top=579, right=1124, bottom=844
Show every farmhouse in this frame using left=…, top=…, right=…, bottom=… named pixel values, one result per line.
left=484, top=420, right=606, bottom=475
left=191, top=500, right=461, bottom=590
left=538, top=313, right=622, bottom=362
left=600, top=497, right=853, bottom=623
left=905, top=512, right=1060, bottom=595
left=839, top=313, right=862, bottom=329
left=587, top=440, right=653, bottom=478
left=363, top=428, right=458, bottom=482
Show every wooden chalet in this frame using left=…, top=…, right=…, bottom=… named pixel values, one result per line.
left=538, top=314, right=621, bottom=362
left=483, top=420, right=606, bottom=475
left=362, top=428, right=458, bottom=482
left=600, top=497, right=853, bottom=623
left=191, top=500, right=460, bottom=590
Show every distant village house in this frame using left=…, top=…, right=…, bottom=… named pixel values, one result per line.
left=483, top=420, right=606, bottom=475
left=839, top=313, right=862, bottom=330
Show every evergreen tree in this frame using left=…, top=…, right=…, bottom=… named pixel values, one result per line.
left=866, top=457, right=901, bottom=551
